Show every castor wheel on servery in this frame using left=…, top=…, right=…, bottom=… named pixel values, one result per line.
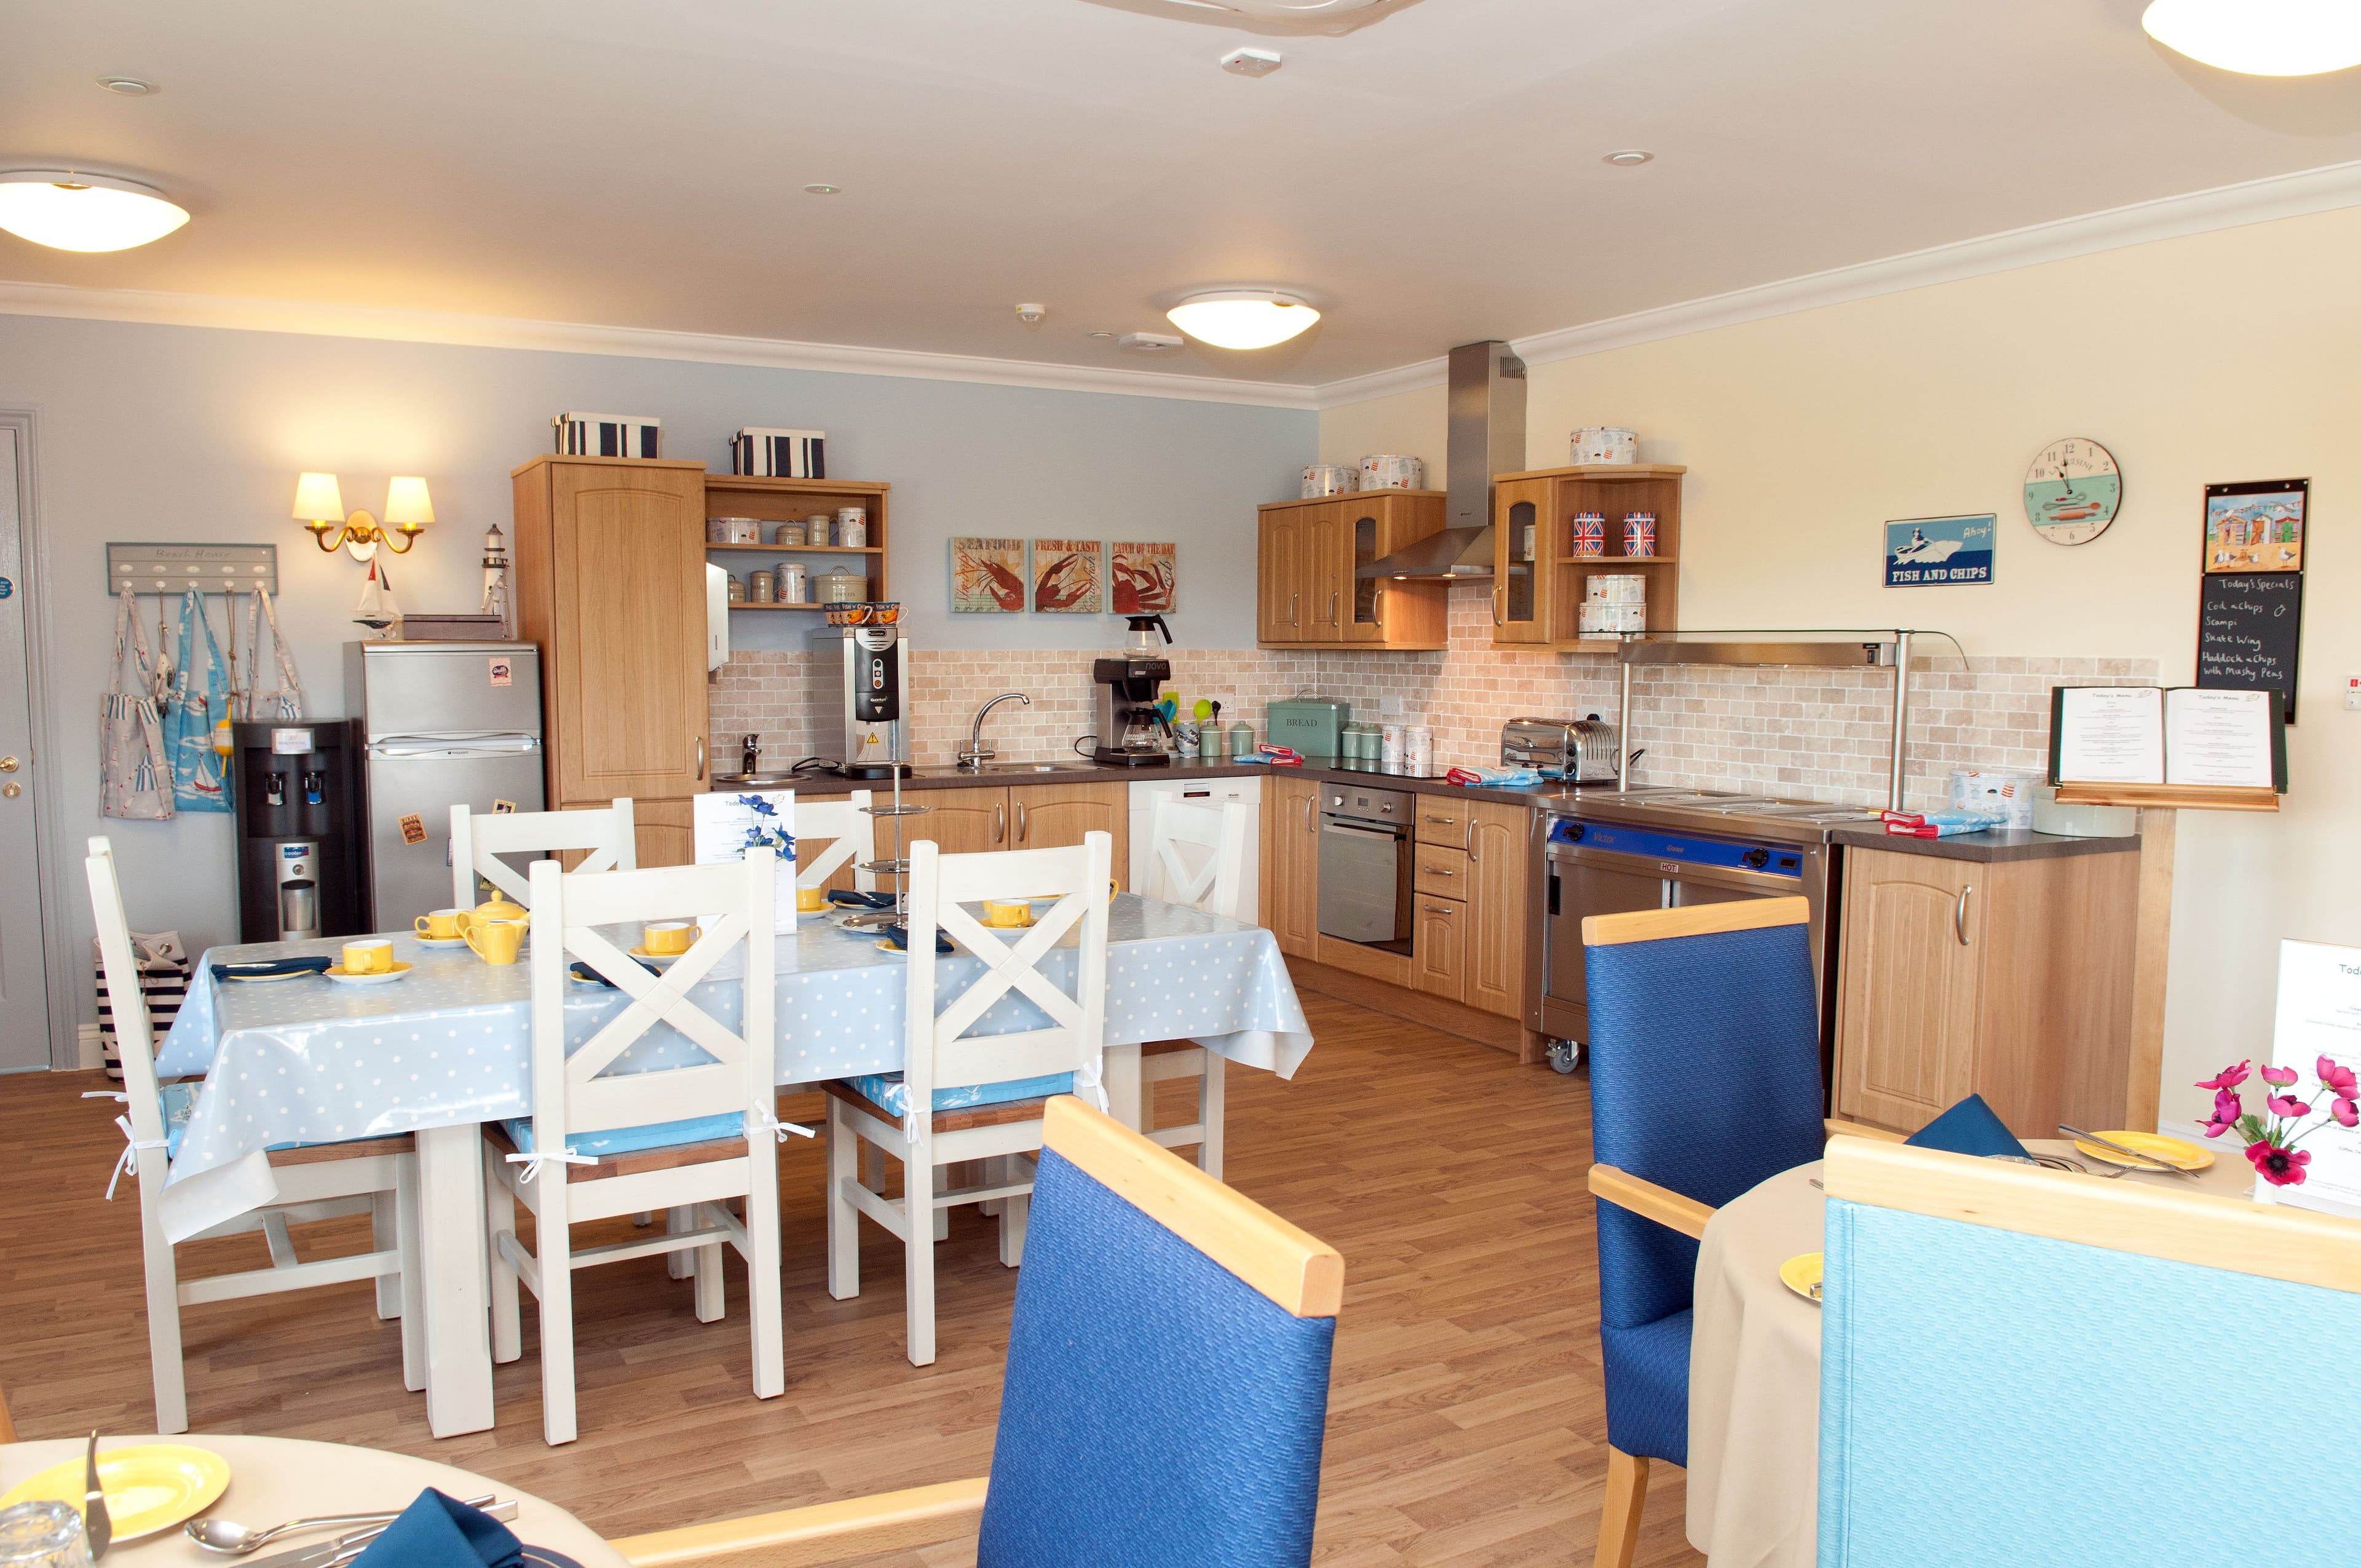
left=1547, top=1039, right=1583, bottom=1075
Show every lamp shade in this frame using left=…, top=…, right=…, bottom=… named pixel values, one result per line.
left=0, top=171, right=189, bottom=253
left=292, top=472, right=346, bottom=523
left=2142, top=0, right=2361, bottom=74
left=383, top=476, right=435, bottom=527
left=1165, top=290, right=1321, bottom=350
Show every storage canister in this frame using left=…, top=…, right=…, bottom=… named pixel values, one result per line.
left=1358, top=454, right=1425, bottom=491
left=1381, top=724, right=1404, bottom=770
left=816, top=571, right=866, bottom=604
left=1402, top=725, right=1433, bottom=774
left=807, top=513, right=833, bottom=545
left=1622, top=512, right=1657, bottom=556
left=1588, top=573, right=1648, bottom=605
left=1570, top=512, right=1606, bottom=556
left=1571, top=427, right=1639, bottom=464
left=775, top=521, right=806, bottom=547
left=1229, top=720, right=1254, bottom=755
left=777, top=562, right=808, bottom=603
left=748, top=569, right=777, bottom=604
left=837, top=507, right=868, bottom=548
left=708, top=517, right=762, bottom=545
left=725, top=574, right=746, bottom=603
left=1300, top=464, right=1358, bottom=499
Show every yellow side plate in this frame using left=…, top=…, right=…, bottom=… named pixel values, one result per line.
left=1779, top=1251, right=1824, bottom=1304
left=2073, top=1130, right=2213, bottom=1171
left=1, top=1445, right=232, bottom=1542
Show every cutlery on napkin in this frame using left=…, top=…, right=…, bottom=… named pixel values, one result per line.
left=211, top=957, right=334, bottom=982
left=249, top=1497, right=518, bottom=1568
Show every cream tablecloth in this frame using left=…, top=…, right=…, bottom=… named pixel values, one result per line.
left=1684, top=1138, right=2255, bottom=1567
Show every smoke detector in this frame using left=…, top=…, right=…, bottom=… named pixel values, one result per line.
left=1016, top=302, right=1048, bottom=324
left=1119, top=331, right=1185, bottom=352
left=1220, top=47, right=1283, bottom=76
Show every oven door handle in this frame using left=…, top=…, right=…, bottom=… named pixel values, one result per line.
left=1321, top=820, right=1408, bottom=844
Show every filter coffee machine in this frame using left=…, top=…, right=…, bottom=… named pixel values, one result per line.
left=1091, top=661, right=1174, bottom=766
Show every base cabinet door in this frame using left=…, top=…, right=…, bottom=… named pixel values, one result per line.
left=1835, top=849, right=1986, bottom=1131
left=1012, top=781, right=1128, bottom=874
left=1268, top=777, right=1321, bottom=959
left=1465, top=802, right=1530, bottom=1019
left=1414, top=898, right=1466, bottom=1002
left=623, top=798, right=695, bottom=868
left=905, top=786, right=1008, bottom=857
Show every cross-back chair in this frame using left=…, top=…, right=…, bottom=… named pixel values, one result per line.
left=89, top=836, right=421, bottom=1434
left=1135, top=796, right=1252, bottom=1177
left=824, top=831, right=1112, bottom=1366
left=793, top=791, right=878, bottom=895
left=483, top=847, right=781, bottom=1445
left=450, top=799, right=635, bottom=909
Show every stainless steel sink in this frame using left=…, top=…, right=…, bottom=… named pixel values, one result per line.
left=959, top=761, right=1102, bottom=774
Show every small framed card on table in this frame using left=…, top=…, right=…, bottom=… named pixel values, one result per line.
left=695, top=790, right=799, bottom=933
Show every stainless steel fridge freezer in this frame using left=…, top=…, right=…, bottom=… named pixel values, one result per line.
left=345, top=640, right=545, bottom=931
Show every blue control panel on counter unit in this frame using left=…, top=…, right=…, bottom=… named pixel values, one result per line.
left=1547, top=818, right=1805, bottom=877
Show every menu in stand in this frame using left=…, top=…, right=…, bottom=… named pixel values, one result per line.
left=2269, top=939, right=2361, bottom=1219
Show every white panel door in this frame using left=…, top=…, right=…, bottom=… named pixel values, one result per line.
left=0, top=427, right=52, bottom=1071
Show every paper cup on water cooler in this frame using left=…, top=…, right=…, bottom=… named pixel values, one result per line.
left=1358, top=454, right=1425, bottom=491
left=1301, top=464, right=1358, bottom=498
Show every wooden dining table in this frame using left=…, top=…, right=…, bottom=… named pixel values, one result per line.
left=151, top=895, right=1313, bottom=1437
left=1683, top=1136, right=2254, bottom=1567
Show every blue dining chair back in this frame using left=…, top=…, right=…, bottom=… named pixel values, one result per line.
left=1818, top=1137, right=2361, bottom=1567
left=1580, top=897, right=1826, bottom=1567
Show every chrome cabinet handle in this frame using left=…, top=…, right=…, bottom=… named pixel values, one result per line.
left=695, top=735, right=705, bottom=781
left=993, top=802, right=1005, bottom=843
left=1492, top=585, right=1505, bottom=625
left=1289, top=591, right=1298, bottom=627
left=1423, top=903, right=1455, bottom=916
left=1955, top=884, right=1972, bottom=946
left=1017, top=800, right=1029, bottom=842
left=1329, top=590, right=1339, bottom=625
left=1424, top=863, right=1457, bottom=877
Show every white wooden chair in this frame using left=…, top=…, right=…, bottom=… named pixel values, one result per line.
left=1135, top=796, right=1252, bottom=1178
left=87, top=836, right=422, bottom=1434
left=450, top=799, right=635, bottom=909
left=483, top=847, right=783, bottom=1445
left=823, top=831, right=1112, bottom=1366
left=794, top=791, right=878, bottom=895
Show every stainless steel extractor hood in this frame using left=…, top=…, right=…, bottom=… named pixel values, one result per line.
left=1358, top=339, right=1524, bottom=580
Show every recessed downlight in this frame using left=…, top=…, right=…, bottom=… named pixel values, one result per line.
left=802, top=183, right=841, bottom=196
left=1602, top=149, right=1653, bottom=167
left=97, top=76, right=158, bottom=96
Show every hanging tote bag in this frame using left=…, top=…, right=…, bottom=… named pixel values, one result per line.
left=164, top=588, right=234, bottom=813
left=93, top=927, right=187, bottom=1082
left=240, top=589, right=304, bottom=721
left=100, top=592, right=176, bottom=822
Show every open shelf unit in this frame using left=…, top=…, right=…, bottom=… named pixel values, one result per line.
left=703, top=473, right=892, bottom=613
left=1490, top=463, right=1685, bottom=649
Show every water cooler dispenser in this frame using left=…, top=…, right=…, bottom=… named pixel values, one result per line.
left=234, top=722, right=366, bottom=943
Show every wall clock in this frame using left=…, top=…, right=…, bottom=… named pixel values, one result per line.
left=2023, top=438, right=2122, bottom=545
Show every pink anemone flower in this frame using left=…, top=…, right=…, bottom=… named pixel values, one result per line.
left=2247, top=1141, right=2312, bottom=1187
left=2197, top=1061, right=2252, bottom=1091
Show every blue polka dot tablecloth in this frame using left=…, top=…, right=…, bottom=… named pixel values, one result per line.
left=154, top=893, right=1311, bottom=1205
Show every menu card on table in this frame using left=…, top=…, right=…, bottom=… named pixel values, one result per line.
left=2048, top=684, right=2286, bottom=790
left=2270, top=940, right=2361, bottom=1219
left=694, top=789, right=799, bottom=933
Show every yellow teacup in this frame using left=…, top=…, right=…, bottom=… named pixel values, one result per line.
left=465, top=918, right=528, bottom=966
left=796, top=886, right=827, bottom=914
left=643, top=921, right=702, bottom=956
left=415, top=908, right=465, bottom=941
left=981, top=899, right=1034, bottom=929
left=342, top=938, right=395, bottom=975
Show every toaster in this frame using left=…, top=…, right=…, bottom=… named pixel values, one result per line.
left=1501, top=716, right=1622, bottom=782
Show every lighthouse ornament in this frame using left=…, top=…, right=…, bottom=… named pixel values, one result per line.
left=481, top=521, right=512, bottom=636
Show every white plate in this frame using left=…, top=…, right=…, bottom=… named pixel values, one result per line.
left=414, top=935, right=468, bottom=949
left=628, top=946, right=684, bottom=967
left=323, top=962, right=414, bottom=986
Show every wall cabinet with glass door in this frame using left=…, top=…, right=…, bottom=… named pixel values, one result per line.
left=1256, top=491, right=1447, bottom=649
left=1489, top=465, right=1687, bottom=649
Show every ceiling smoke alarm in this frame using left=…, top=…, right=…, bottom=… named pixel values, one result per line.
left=1220, top=47, right=1283, bottom=76
left=1119, top=331, right=1185, bottom=352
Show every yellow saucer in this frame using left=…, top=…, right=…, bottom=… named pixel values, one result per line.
left=1, top=1444, right=231, bottom=1542
left=627, top=946, right=685, bottom=965
left=322, top=960, right=414, bottom=985
left=1779, top=1252, right=1824, bottom=1304
left=2072, top=1130, right=2212, bottom=1171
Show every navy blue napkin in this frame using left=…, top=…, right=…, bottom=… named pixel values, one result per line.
left=211, top=956, right=333, bottom=982
left=829, top=889, right=895, bottom=910
left=352, top=1491, right=523, bottom=1568
left=881, top=921, right=954, bottom=954
left=1905, top=1093, right=2030, bottom=1160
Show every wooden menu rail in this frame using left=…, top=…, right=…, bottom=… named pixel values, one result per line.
left=2052, top=783, right=2280, bottom=812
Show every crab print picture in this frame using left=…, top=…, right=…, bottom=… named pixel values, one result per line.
left=1031, top=538, right=1104, bottom=613
left=1110, top=541, right=1176, bottom=614
left=950, top=536, right=1027, bottom=612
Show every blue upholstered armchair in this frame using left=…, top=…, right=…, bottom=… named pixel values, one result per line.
left=610, top=1095, right=1345, bottom=1568
left=1581, top=898, right=1829, bottom=1568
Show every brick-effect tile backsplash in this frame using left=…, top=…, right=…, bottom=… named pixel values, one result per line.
left=710, top=585, right=2153, bottom=808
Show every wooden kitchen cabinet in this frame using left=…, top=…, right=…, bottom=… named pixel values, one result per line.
left=1013, top=780, right=1128, bottom=873
left=513, top=455, right=713, bottom=862
left=1256, top=491, right=1447, bottom=650
left=1414, top=896, right=1465, bottom=1002
left=1835, top=845, right=2139, bottom=1138
left=1265, top=775, right=1322, bottom=959
left=902, top=786, right=1011, bottom=857
left=1464, top=802, right=1530, bottom=1020
left=1414, top=843, right=1470, bottom=901
left=1489, top=464, right=1688, bottom=649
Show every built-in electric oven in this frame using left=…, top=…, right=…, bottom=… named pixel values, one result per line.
left=1317, top=783, right=1414, bottom=956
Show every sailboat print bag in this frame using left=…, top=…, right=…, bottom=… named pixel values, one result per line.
left=164, top=588, right=234, bottom=813
left=241, top=588, right=304, bottom=721
left=100, top=593, right=175, bottom=821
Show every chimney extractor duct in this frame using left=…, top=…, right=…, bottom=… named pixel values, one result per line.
left=1359, top=339, right=1525, bottom=580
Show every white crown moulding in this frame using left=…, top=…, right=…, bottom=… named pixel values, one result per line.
left=4, top=156, right=2361, bottom=412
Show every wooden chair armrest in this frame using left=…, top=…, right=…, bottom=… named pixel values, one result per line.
left=1824, top=1117, right=1908, bottom=1144
left=1586, top=1163, right=1714, bottom=1241
left=609, top=1478, right=988, bottom=1568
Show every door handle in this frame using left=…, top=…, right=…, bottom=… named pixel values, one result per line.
left=1, top=782, right=18, bottom=799
left=1492, top=585, right=1505, bottom=625
left=993, top=802, right=1005, bottom=844
left=1372, top=584, right=1383, bottom=624
left=1017, top=800, right=1029, bottom=842
left=1423, top=903, right=1454, bottom=916
left=1955, top=884, right=1972, bottom=946
left=1329, top=590, right=1339, bottom=625
left=694, top=735, right=705, bottom=782
left=1424, top=863, right=1456, bottom=877
left=0, top=756, right=17, bottom=772
left=1289, top=592, right=1298, bottom=627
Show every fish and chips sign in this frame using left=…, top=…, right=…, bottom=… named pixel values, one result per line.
left=1884, top=513, right=1995, bottom=587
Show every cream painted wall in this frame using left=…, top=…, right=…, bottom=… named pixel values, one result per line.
left=1320, top=205, right=2361, bottom=1132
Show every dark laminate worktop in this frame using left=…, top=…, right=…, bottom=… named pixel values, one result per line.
left=1824, top=823, right=2141, bottom=863
left=799, top=757, right=1580, bottom=810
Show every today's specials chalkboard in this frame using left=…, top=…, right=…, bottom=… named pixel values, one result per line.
left=2197, top=570, right=2304, bottom=722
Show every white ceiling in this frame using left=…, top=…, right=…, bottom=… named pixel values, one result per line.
left=8, top=0, right=2361, bottom=392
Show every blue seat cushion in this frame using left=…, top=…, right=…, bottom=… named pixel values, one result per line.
left=502, top=1112, right=746, bottom=1158
left=842, top=1071, right=1073, bottom=1118
left=160, top=1080, right=200, bottom=1160
left=1600, top=1309, right=1693, bottom=1466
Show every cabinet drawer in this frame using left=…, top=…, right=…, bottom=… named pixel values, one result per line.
left=1414, top=799, right=1471, bottom=847
left=1414, top=844, right=1470, bottom=899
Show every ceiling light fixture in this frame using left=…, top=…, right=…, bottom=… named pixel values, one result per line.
left=1165, top=289, right=1319, bottom=350
left=802, top=183, right=841, bottom=196
left=2141, top=0, right=2361, bottom=74
left=1602, top=149, right=1653, bottom=167
left=97, top=76, right=157, bottom=96
left=0, top=170, right=188, bottom=251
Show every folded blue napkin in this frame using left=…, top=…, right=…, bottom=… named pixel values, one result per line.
left=1905, top=1093, right=2030, bottom=1160
left=881, top=922, right=954, bottom=954
left=210, top=956, right=333, bottom=982
left=353, top=1491, right=522, bottom=1568
left=828, top=889, right=895, bottom=910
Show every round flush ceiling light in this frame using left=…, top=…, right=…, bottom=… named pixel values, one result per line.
left=803, top=183, right=841, bottom=196
left=1165, top=290, right=1320, bottom=350
left=1602, top=149, right=1654, bottom=167
left=0, top=170, right=189, bottom=251
left=2142, top=0, right=2361, bottom=74
left=97, top=76, right=158, bottom=96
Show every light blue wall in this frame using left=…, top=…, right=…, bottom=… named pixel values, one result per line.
left=0, top=312, right=1312, bottom=1033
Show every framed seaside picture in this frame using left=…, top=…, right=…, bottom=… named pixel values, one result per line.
left=1883, top=513, right=1994, bottom=587
left=1031, top=539, right=1104, bottom=613
left=1110, top=541, right=1176, bottom=613
left=2204, top=479, right=2306, bottom=573
left=950, top=537, right=1027, bottom=612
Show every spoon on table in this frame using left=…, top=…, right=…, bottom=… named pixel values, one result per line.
left=189, top=1494, right=496, bottom=1554
left=82, top=1433, right=111, bottom=1562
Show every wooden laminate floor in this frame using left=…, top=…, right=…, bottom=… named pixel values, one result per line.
left=0, top=989, right=1704, bottom=1567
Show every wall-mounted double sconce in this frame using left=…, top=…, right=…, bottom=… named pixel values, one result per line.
left=293, top=473, right=433, bottom=560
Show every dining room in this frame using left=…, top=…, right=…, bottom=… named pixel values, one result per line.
left=8, top=3, right=2361, bottom=1567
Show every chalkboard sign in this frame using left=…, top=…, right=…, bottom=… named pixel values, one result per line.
left=2197, top=570, right=2304, bottom=722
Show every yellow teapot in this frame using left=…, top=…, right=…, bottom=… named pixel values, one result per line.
left=456, top=891, right=529, bottom=938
